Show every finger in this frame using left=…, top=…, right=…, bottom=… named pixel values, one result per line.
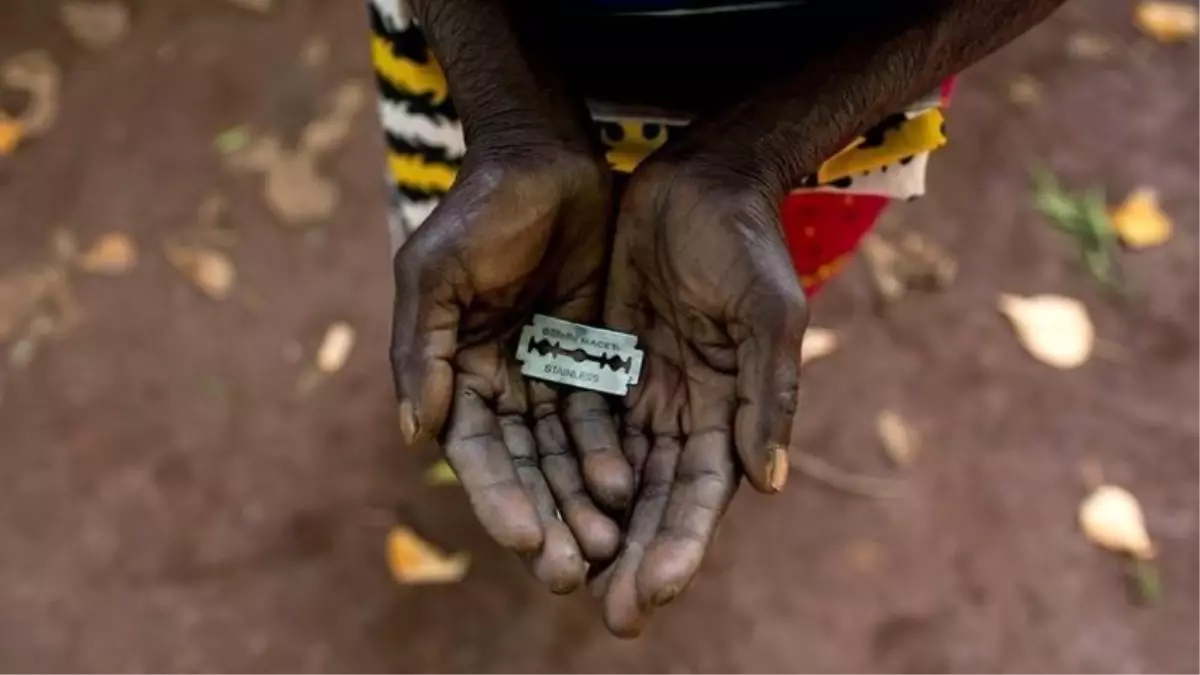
left=531, top=398, right=622, bottom=563
left=444, top=382, right=542, bottom=554
left=499, top=414, right=587, bottom=594
left=602, top=436, right=681, bottom=639
left=636, top=429, right=738, bottom=608
left=563, top=392, right=633, bottom=512
left=621, top=428, right=651, bottom=499
left=391, top=231, right=462, bottom=445
left=587, top=555, right=618, bottom=599
left=733, top=284, right=808, bottom=493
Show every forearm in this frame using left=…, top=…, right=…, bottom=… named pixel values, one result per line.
left=407, top=0, right=592, bottom=154
left=661, top=0, right=1067, bottom=199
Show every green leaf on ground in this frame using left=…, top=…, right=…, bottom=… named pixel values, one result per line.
left=214, top=125, right=250, bottom=155
left=1030, top=167, right=1132, bottom=295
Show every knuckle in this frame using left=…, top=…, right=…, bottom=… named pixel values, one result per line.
left=532, top=403, right=559, bottom=423
left=567, top=405, right=611, bottom=427
left=537, top=442, right=572, bottom=460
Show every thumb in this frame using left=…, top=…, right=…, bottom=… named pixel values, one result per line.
left=391, top=227, right=463, bottom=445
left=732, top=276, right=808, bottom=493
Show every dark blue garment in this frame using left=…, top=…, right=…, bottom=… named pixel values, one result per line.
left=577, top=0, right=808, bottom=15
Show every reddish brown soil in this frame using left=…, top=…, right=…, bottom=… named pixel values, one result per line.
left=0, top=0, right=1196, bottom=672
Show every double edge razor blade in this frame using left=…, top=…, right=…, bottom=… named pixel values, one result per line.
left=515, top=314, right=643, bottom=396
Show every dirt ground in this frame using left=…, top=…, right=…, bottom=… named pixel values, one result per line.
left=0, top=0, right=1197, bottom=672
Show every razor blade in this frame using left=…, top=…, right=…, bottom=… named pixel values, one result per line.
left=515, top=314, right=643, bottom=396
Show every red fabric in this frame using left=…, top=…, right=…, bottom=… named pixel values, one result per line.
left=781, top=192, right=888, bottom=295
left=779, top=76, right=956, bottom=296
left=940, top=76, right=957, bottom=107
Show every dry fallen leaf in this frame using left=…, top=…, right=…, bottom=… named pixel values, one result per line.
left=0, top=267, right=58, bottom=341
left=1067, top=31, right=1116, bottom=60
left=226, top=0, right=273, bottom=12
left=1079, top=484, right=1156, bottom=560
left=1007, top=73, right=1043, bottom=105
left=0, top=116, right=23, bottom=156
left=8, top=313, right=58, bottom=368
left=165, top=243, right=235, bottom=300
left=264, top=153, right=339, bottom=225
left=0, top=260, right=77, bottom=360
left=876, top=409, right=918, bottom=466
left=195, top=192, right=238, bottom=247
left=861, top=234, right=905, bottom=301
left=423, top=459, right=460, bottom=486
left=1110, top=188, right=1173, bottom=249
left=9, top=333, right=39, bottom=368
left=300, top=81, right=367, bottom=155
left=302, top=36, right=330, bottom=68
left=1135, top=1, right=1199, bottom=42
left=2, top=51, right=62, bottom=137
left=60, top=1, right=131, bottom=50
left=224, top=134, right=338, bottom=224
left=78, top=232, right=137, bottom=275
left=998, top=293, right=1095, bottom=369
left=198, top=193, right=228, bottom=229
left=223, top=82, right=359, bottom=227
left=224, top=135, right=280, bottom=173
left=51, top=228, right=78, bottom=262
left=386, top=526, right=470, bottom=585
left=897, top=232, right=957, bottom=289
left=861, top=231, right=956, bottom=301
left=800, top=327, right=838, bottom=365
left=316, top=321, right=355, bottom=374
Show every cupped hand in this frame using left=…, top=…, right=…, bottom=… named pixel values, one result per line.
left=391, top=146, right=633, bottom=593
left=596, top=161, right=809, bottom=636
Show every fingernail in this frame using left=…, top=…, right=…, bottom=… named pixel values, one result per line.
left=651, top=584, right=681, bottom=607
left=767, top=444, right=789, bottom=492
left=398, top=400, right=420, bottom=444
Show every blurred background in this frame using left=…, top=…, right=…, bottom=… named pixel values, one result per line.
left=0, top=0, right=1197, bottom=671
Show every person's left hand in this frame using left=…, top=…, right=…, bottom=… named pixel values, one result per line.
left=594, top=159, right=809, bottom=637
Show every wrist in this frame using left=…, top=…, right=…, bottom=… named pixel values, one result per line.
left=649, top=125, right=801, bottom=204
left=467, top=104, right=597, bottom=160
left=641, top=143, right=784, bottom=208
left=624, top=154, right=781, bottom=244
left=466, top=135, right=610, bottom=203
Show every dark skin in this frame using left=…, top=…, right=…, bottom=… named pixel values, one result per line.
left=392, top=0, right=1066, bottom=636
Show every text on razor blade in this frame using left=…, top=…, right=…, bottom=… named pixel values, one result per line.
left=516, top=315, right=644, bottom=395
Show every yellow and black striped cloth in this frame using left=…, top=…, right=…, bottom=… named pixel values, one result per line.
left=368, top=0, right=950, bottom=249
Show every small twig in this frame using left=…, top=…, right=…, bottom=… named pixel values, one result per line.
left=789, top=449, right=905, bottom=499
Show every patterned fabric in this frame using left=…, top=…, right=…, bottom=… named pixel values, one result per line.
left=369, top=0, right=954, bottom=295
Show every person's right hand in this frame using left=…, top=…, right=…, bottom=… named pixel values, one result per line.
left=391, top=144, right=633, bottom=593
